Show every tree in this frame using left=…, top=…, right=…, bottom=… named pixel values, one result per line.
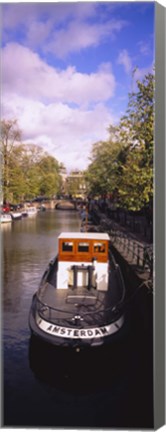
left=117, top=72, right=154, bottom=210
left=118, top=147, right=153, bottom=210
left=19, top=144, right=48, bottom=200
left=86, top=70, right=154, bottom=212
left=0, top=119, right=22, bottom=203
left=1, top=121, right=63, bottom=203
left=85, top=140, right=124, bottom=197
left=7, top=145, right=28, bottom=203
left=16, top=147, right=62, bottom=200
left=38, top=155, right=61, bottom=197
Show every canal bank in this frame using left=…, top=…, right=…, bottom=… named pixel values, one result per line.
left=88, top=202, right=153, bottom=336
left=90, top=202, right=153, bottom=281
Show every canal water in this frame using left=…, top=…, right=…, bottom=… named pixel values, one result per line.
left=2, top=210, right=153, bottom=429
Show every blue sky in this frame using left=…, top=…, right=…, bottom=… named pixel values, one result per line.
left=1, top=1, right=155, bottom=172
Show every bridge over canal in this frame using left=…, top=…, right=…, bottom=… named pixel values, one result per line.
left=32, top=198, right=82, bottom=210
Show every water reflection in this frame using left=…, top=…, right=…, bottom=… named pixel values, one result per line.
left=28, top=334, right=131, bottom=395
left=1, top=223, right=12, bottom=232
left=3, top=209, right=80, bottom=343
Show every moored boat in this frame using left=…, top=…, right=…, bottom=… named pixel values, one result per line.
left=1, top=213, right=12, bottom=224
left=26, top=206, right=38, bottom=217
left=10, top=211, right=22, bottom=220
left=21, top=209, right=28, bottom=217
left=29, top=231, right=127, bottom=349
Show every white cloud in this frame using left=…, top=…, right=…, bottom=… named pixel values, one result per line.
left=117, top=49, right=132, bottom=74
left=26, top=20, right=52, bottom=48
left=2, top=3, right=128, bottom=58
left=46, top=19, right=127, bottom=58
left=137, top=40, right=151, bottom=56
left=2, top=95, right=115, bottom=171
left=2, top=3, right=97, bottom=31
left=2, top=43, right=116, bottom=105
left=1, top=41, right=117, bottom=171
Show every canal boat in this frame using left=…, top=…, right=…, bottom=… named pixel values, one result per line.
left=21, top=209, right=28, bottom=217
left=26, top=206, right=38, bottom=217
left=29, top=232, right=126, bottom=348
left=1, top=213, right=12, bottom=224
left=10, top=211, right=22, bottom=220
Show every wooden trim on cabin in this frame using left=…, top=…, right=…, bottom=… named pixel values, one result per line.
left=58, top=238, right=109, bottom=262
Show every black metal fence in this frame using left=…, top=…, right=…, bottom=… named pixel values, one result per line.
left=90, top=203, right=153, bottom=243
left=90, top=204, right=153, bottom=279
left=108, top=228, right=153, bottom=278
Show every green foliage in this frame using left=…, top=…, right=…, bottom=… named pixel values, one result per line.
left=118, top=147, right=153, bottom=210
left=85, top=140, right=124, bottom=196
left=38, top=156, right=61, bottom=197
left=1, top=119, right=22, bottom=203
left=85, top=71, right=154, bottom=211
left=1, top=120, right=62, bottom=203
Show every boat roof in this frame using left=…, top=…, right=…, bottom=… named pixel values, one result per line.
left=58, top=232, right=110, bottom=241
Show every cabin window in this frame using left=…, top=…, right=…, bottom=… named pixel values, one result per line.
left=62, top=241, right=73, bottom=252
left=78, top=242, right=89, bottom=252
left=93, top=242, right=106, bottom=253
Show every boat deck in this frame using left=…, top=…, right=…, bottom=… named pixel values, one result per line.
left=37, top=268, right=124, bottom=328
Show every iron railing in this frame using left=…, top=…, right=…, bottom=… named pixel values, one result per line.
left=108, top=227, right=153, bottom=277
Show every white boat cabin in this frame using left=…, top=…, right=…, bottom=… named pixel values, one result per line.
left=57, top=232, right=110, bottom=291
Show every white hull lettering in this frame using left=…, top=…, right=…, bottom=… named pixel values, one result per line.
left=100, top=327, right=107, bottom=335
left=49, top=326, right=107, bottom=338
left=36, top=312, right=124, bottom=339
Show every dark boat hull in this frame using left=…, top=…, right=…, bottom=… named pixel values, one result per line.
left=29, top=232, right=127, bottom=349
left=29, top=295, right=127, bottom=349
